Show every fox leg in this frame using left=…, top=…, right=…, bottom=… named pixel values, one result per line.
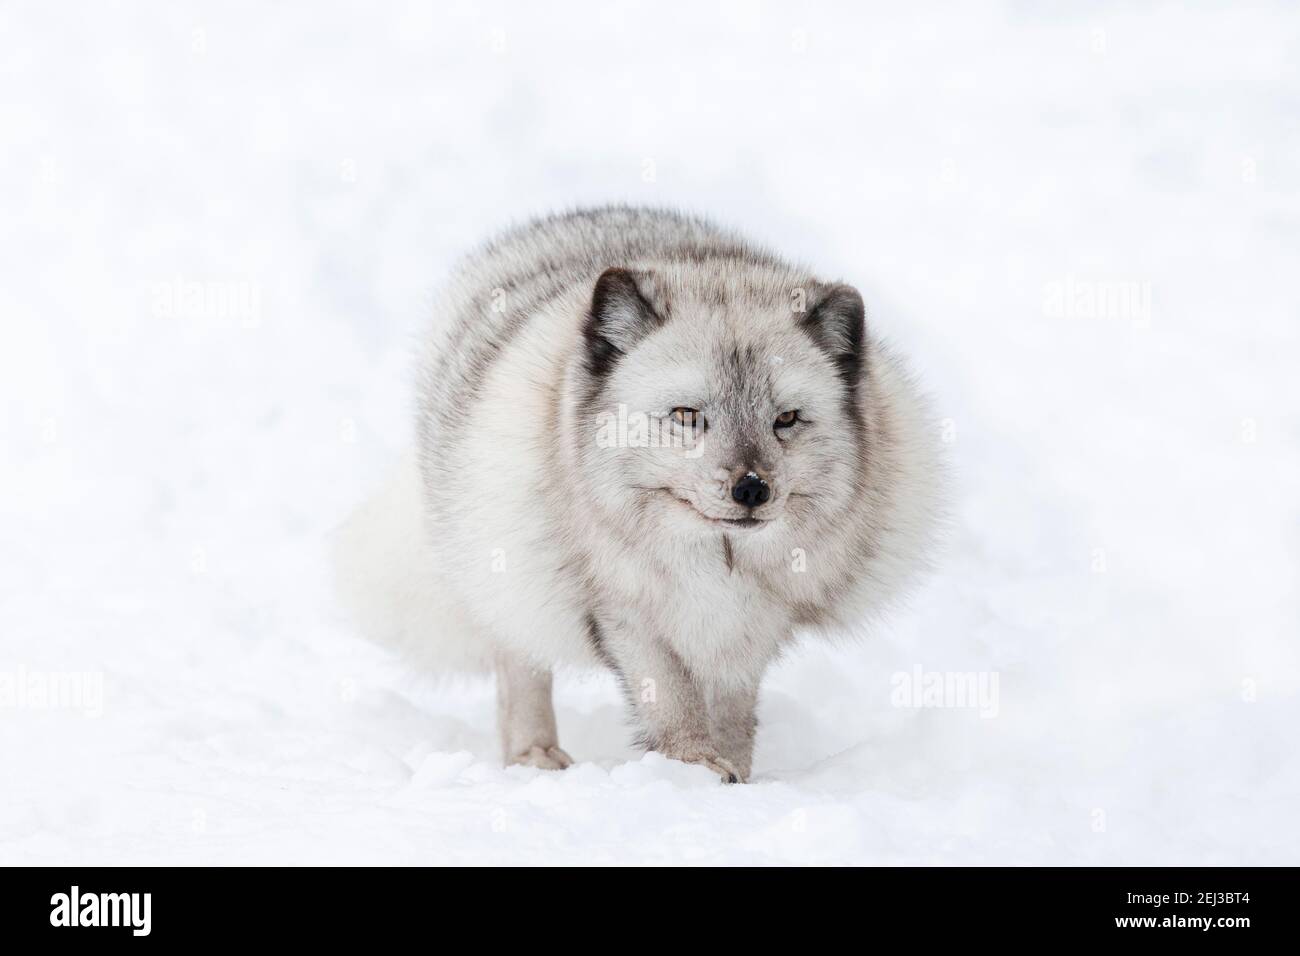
left=707, top=681, right=760, bottom=782
left=592, top=619, right=743, bottom=783
left=495, top=651, right=573, bottom=770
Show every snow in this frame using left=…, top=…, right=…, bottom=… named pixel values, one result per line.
left=2, top=2, right=1298, bottom=864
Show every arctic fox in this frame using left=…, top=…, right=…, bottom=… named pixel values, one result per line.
left=334, top=206, right=942, bottom=782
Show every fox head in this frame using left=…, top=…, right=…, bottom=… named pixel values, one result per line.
left=572, top=264, right=871, bottom=543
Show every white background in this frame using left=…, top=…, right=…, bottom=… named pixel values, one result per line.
left=2, top=2, right=1297, bottom=864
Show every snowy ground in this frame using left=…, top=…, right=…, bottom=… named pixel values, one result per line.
left=2, top=2, right=1298, bottom=865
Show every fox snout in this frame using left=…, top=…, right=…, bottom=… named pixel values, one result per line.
left=730, top=471, right=771, bottom=509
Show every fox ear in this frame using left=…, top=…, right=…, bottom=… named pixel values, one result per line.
left=798, top=283, right=866, bottom=386
left=583, top=268, right=667, bottom=378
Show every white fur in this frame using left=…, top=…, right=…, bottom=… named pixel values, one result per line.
left=332, top=206, right=944, bottom=778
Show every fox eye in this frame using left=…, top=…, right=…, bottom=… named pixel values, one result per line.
left=774, top=410, right=799, bottom=429
left=671, top=407, right=703, bottom=428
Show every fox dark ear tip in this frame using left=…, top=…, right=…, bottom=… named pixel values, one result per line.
left=590, top=267, right=641, bottom=314
left=584, top=267, right=665, bottom=379
left=593, top=266, right=637, bottom=294
left=797, top=282, right=867, bottom=393
left=821, top=282, right=865, bottom=316
left=801, top=283, right=866, bottom=336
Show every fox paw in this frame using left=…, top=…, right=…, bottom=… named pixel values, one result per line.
left=508, top=745, right=574, bottom=770
left=660, top=746, right=744, bottom=783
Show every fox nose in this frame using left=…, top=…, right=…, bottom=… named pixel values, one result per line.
left=731, top=472, right=771, bottom=509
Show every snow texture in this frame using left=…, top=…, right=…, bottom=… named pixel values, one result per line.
left=2, top=2, right=1298, bottom=864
